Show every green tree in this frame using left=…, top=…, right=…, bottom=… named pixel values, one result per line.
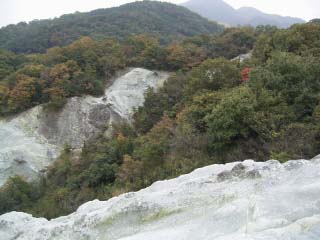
left=184, top=58, right=241, bottom=98
left=249, top=52, right=320, bottom=118
left=0, top=176, right=37, bottom=214
left=205, top=86, right=292, bottom=153
left=97, top=39, right=126, bottom=78
left=0, top=84, right=9, bottom=114
left=133, top=73, right=186, bottom=134
left=8, top=74, right=42, bottom=112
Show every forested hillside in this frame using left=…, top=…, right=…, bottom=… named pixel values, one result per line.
left=1, top=22, right=320, bottom=220
left=0, top=1, right=223, bottom=53
left=0, top=27, right=257, bottom=115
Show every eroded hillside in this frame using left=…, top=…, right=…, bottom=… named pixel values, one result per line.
left=0, top=68, right=169, bottom=186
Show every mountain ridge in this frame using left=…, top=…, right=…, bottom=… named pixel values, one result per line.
left=182, top=0, right=305, bottom=28
left=0, top=1, right=223, bottom=53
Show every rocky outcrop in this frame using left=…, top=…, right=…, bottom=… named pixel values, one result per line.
left=231, top=52, right=252, bottom=63
left=0, top=68, right=169, bottom=186
left=1, top=157, right=320, bottom=240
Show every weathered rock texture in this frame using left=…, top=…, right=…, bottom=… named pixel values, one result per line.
left=1, top=157, right=320, bottom=240
left=0, top=68, right=169, bottom=186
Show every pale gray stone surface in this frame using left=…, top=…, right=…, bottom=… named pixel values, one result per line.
left=0, top=68, right=169, bottom=186
left=1, top=158, right=320, bottom=240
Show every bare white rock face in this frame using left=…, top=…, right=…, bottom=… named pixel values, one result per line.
left=1, top=157, right=320, bottom=240
left=0, top=68, right=169, bottom=186
left=231, top=52, right=252, bottom=63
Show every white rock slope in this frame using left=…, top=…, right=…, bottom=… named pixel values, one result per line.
left=1, top=157, right=320, bottom=240
left=0, top=68, right=169, bottom=186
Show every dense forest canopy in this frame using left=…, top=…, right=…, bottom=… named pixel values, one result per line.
left=1, top=21, right=320, bottom=220
left=0, top=26, right=258, bottom=115
left=0, top=1, right=223, bottom=54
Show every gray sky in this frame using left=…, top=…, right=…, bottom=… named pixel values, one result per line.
left=1, top=0, right=319, bottom=28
